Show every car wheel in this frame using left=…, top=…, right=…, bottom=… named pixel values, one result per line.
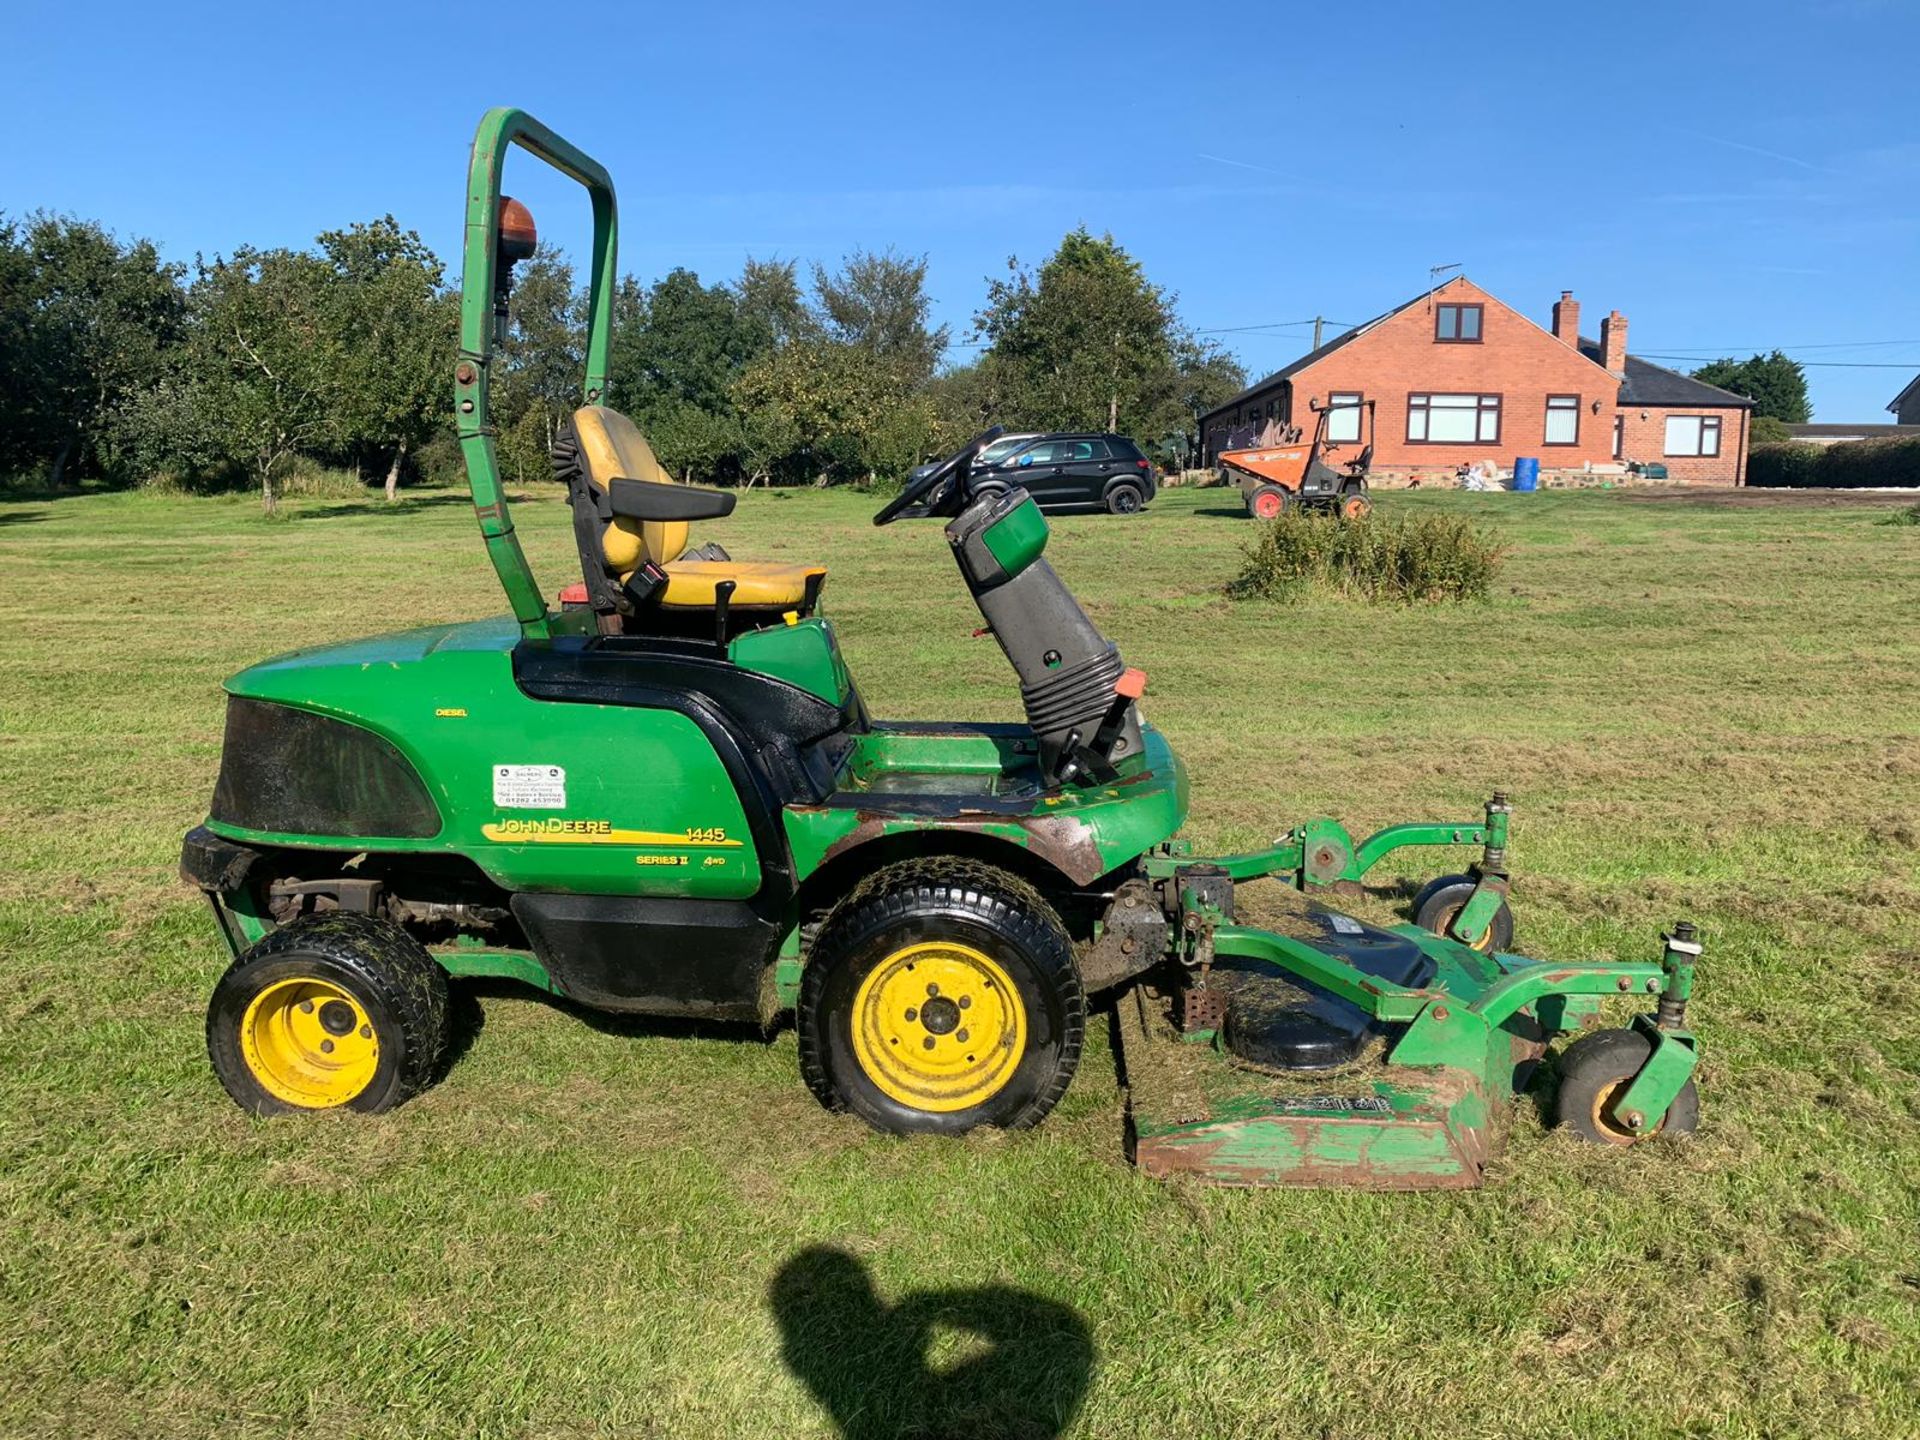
left=1106, top=482, right=1145, bottom=515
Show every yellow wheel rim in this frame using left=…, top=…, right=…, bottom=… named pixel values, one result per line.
left=850, top=941, right=1026, bottom=1113
left=1589, top=1078, right=1664, bottom=1146
left=1444, top=905, right=1496, bottom=954
left=240, top=978, right=379, bottom=1108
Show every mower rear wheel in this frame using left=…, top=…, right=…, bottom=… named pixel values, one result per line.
left=1411, top=874, right=1514, bottom=953
left=207, top=912, right=449, bottom=1116
left=1555, top=1027, right=1699, bottom=1145
left=1246, top=485, right=1289, bottom=520
left=1338, top=488, right=1373, bottom=520
left=798, top=859, right=1083, bottom=1134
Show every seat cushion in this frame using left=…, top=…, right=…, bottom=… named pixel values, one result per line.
left=572, top=405, right=688, bottom=571
left=660, top=559, right=827, bottom=610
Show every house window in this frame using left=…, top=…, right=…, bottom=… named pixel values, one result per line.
left=1326, top=392, right=1363, bottom=443
left=1435, top=303, right=1483, bottom=343
left=1408, top=393, right=1501, bottom=444
left=1612, top=414, right=1624, bottom=459
left=1663, top=414, right=1722, bottom=457
left=1545, top=395, right=1580, bottom=446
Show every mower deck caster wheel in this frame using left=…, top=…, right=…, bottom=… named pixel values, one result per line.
left=1411, top=873, right=1513, bottom=953
left=207, top=912, right=449, bottom=1116
left=1555, top=1027, right=1699, bottom=1145
left=798, top=859, right=1084, bottom=1135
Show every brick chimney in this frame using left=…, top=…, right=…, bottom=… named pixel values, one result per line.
left=1599, top=309, right=1628, bottom=374
left=1551, top=290, right=1580, bottom=348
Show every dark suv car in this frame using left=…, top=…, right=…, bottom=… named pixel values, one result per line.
left=974, top=433, right=1158, bottom=514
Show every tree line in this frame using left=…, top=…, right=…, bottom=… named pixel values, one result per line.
left=0, top=212, right=1246, bottom=512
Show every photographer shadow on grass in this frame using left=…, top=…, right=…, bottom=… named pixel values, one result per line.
left=770, top=1245, right=1093, bottom=1440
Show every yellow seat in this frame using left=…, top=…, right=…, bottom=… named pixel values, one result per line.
left=654, top=559, right=826, bottom=610
left=570, top=405, right=825, bottom=609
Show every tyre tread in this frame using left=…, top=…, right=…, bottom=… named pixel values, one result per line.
left=798, top=857, right=1083, bottom=1132
left=208, top=912, right=449, bottom=1114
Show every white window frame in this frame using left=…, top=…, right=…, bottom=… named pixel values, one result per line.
left=1663, top=414, right=1722, bottom=457
left=1408, top=393, right=1501, bottom=445
left=1325, top=392, right=1363, bottom=443
left=1544, top=395, right=1580, bottom=446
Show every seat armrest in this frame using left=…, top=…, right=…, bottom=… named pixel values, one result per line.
left=607, top=477, right=736, bottom=522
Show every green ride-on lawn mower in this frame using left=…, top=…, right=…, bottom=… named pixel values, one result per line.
left=180, top=109, right=1704, bottom=1187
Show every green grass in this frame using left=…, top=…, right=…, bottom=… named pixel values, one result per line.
left=2, top=480, right=1918, bottom=1439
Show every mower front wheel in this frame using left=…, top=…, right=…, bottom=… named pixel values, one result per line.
left=207, top=912, right=449, bottom=1116
left=798, top=860, right=1084, bottom=1135
left=1411, top=874, right=1514, bottom=953
left=1555, top=1027, right=1699, bottom=1145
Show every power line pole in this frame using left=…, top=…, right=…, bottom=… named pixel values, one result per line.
left=1313, top=316, right=1324, bottom=349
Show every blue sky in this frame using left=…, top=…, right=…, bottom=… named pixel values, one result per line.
left=6, top=0, right=1916, bottom=419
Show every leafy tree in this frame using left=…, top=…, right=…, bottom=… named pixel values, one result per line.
left=1691, top=351, right=1811, bottom=423
left=0, top=214, right=184, bottom=486
left=974, top=229, right=1176, bottom=435
left=734, top=256, right=811, bottom=352
left=926, top=353, right=1018, bottom=443
left=1148, top=338, right=1247, bottom=469
left=612, top=268, right=753, bottom=415
left=734, top=339, right=933, bottom=484
left=491, top=244, right=584, bottom=483
left=1749, top=414, right=1791, bottom=444
left=608, top=266, right=781, bottom=480
left=314, top=217, right=454, bottom=501
left=812, top=249, right=948, bottom=389
left=136, top=247, right=338, bottom=513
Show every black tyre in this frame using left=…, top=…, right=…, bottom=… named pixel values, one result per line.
left=1246, top=485, right=1289, bottom=520
left=798, top=859, right=1084, bottom=1134
left=1106, top=482, right=1145, bottom=515
left=1338, top=487, right=1373, bottom=520
left=1555, top=1027, right=1699, bottom=1145
left=207, top=912, right=450, bottom=1116
left=1411, top=874, right=1514, bottom=953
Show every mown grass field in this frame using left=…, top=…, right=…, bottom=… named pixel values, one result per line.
left=2, top=479, right=1917, bottom=1439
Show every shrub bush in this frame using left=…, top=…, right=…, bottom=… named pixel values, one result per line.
left=1816, top=435, right=1920, bottom=489
left=1749, top=436, right=1920, bottom=489
left=1746, top=442, right=1824, bottom=488
left=1228, top=508, right=1507, bottom=605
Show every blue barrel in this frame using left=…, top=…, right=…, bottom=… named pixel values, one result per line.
left=1512, top=456, right=1540, bottom=492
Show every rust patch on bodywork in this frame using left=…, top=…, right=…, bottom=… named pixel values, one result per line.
left=1134, top=1124, right=1486, bottom=1190
left=804, top=806, right=1109, bottom=885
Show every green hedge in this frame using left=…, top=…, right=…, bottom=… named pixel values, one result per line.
left=1748, top=437, right=1920, bottom=489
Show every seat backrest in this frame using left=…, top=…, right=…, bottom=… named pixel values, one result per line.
left=571, top=405, right=688, bottom=574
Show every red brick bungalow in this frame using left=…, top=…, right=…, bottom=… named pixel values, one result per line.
left=1201, top=277, right=1754, bottom=485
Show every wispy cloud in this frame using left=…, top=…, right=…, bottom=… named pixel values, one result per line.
left=1668, top=127, right=1840, bottom=175
left=1196, top=152, right=1291, bottom=178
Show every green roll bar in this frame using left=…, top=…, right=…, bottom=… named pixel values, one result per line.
left=456, top=107, right=620, bottom=639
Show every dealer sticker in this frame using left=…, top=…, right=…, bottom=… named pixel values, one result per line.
left=1327, top=914, right=1365, bottom=935
left=493, top=764, right=566, bottom=809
